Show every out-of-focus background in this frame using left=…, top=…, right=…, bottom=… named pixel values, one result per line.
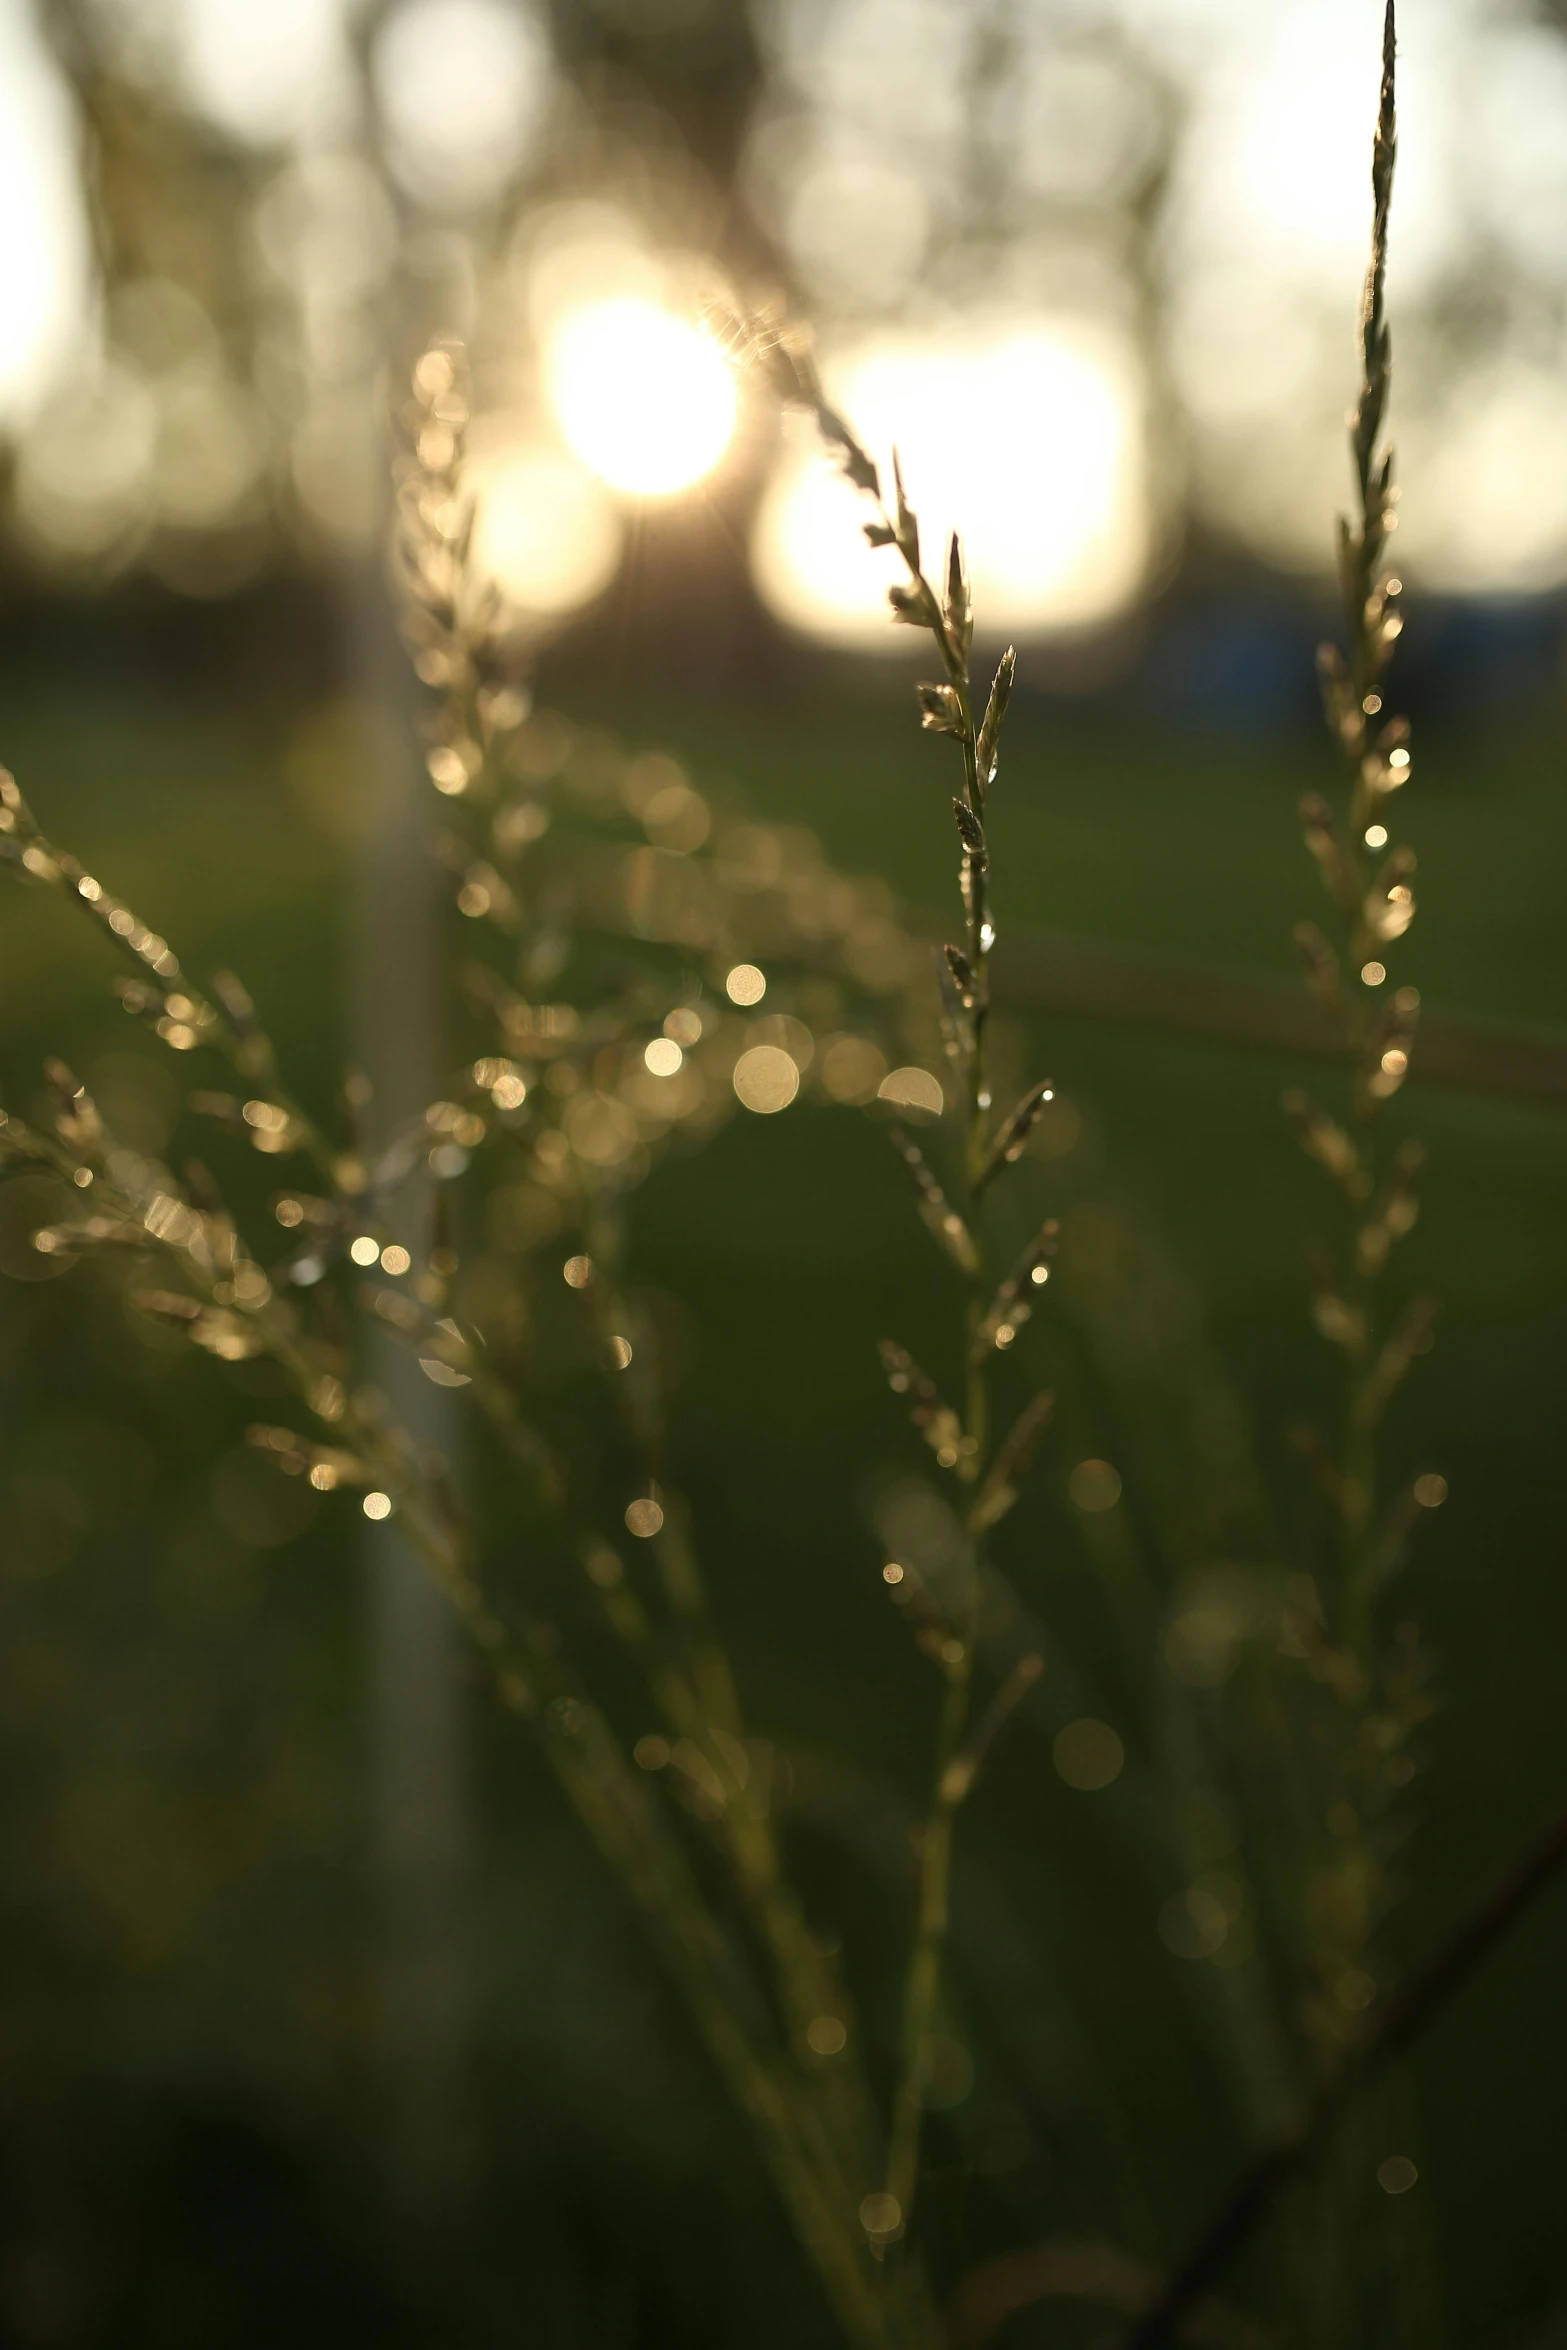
left=0, top=1, right=1564, bottom=2344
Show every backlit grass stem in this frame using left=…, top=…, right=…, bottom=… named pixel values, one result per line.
left=1291, top=0, right=1432, bottom=1672
left=741, top=320, right=1053, bottom=2260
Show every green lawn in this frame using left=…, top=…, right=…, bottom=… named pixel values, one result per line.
left=1, top=646, right=1564, bottom=2345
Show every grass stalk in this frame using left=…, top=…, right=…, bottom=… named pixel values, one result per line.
left=732, top=315, right=1052, bottom=2268
left=1123, top=1800, right=1567, bottom=2350
left=0, top=757, right=915, bottom=2350
left=1290, top=0, right=1433, bottom=1677
left=393, top=354, right=911, bottom=2326
left=5, top=27, right=1548, bottom=2336
left=1276, top=4, right=1437, bottom=2089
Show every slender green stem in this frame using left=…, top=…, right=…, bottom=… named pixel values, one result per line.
left=576, top=1210, right=898, bottom=2297
left=1329, top=0, right=1403, bottom=1674
left=390, top=362, right=925, bottom=2348
left=1124, top=1803, right=1567, bottom=2350
left=873, top=516, right=994, bottom=2253
left=883, top=1641, right=974, bottom=2227
left=4, top=771, right=906, bottom=2350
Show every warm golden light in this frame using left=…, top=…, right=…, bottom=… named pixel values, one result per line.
left=877, top=1066, right=944, bottom=1117
left=546, top=298, right=736, bottom=497
left=725, top=963, right=767, bottom=1006
left=469, top=439, right=621, bottom=619
left=733, top=1045, right=800, bottom=1115
left=0, top=8, right=88, bottom=423
left=752, top=324, right=1150, bottom=644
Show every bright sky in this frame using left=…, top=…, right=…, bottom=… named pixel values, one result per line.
left=4, top=0, right=1567, bottom=618
left=0, top=0, right=91, bottom=424
left=753, top=0, right=1567, bottom=624
left=752, top=325, right=1152, bottom=640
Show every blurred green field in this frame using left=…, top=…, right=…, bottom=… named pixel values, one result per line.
left=1, top=630, right=1564, bottom=2346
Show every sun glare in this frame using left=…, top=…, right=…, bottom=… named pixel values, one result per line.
left=751, top=324, right=1150, bottom=645
left=545, top=298, right=736, bottom=498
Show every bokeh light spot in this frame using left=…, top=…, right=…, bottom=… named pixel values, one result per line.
left=725, top=963, right=767, bottom=1006
left=733, top=1045, right=800, bottom=1115
left=1053, top=1718, right=1124, bottom=1792
left=877, top=1066, right=943, bottom=1117
left=374, top=0, right=551, bottom=213
left=859, top=2192, right=902, bottom=2242
left=1069, top=1458, right=1122, bottom=1513
left=470, top=441, right=622, bottom=621
left=1159, top=1887, right=1230, bottom=1960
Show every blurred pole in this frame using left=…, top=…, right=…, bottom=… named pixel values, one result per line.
left=337, top=0, right=482, bottom=2259
left=316, top=0, right=490, bottom=2276
left=350, top=334, right=475, bottom=2258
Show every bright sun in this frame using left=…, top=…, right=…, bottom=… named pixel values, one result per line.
left=545, top=297, right=736, bottom=498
